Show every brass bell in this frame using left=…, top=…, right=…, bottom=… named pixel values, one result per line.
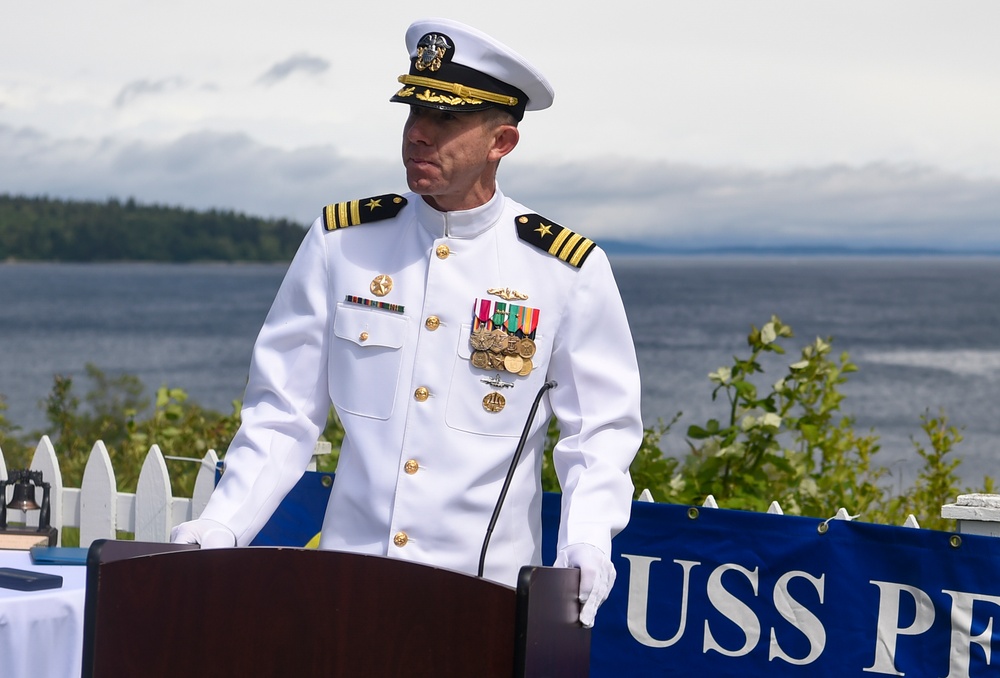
left=6, top=478, right=41, bottom=512
left=0, top=469, right=57, bottom=544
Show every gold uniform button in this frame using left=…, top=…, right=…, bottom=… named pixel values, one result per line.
left=393, top=531, right=409, bottom=547
left=359, top=331, right=369, bottom=342
left=404, top=459, right=419, bottom=474
left=424, top=316, right=441, bottom=331
left=414, top=386, right=430, bottom=402
left=436, top=244, right=451, bottom=259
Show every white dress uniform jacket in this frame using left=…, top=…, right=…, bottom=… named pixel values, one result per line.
left=199, top=186, right=643, bottom=586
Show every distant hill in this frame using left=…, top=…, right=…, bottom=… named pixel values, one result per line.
left=0, top=194, right=306, bottom=262
left=4, top=195, right=996, bottom=263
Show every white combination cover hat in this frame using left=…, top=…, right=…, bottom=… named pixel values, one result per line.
left=390, top=17, right=554, bottom=121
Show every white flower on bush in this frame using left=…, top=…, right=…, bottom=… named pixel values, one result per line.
left=760, top=322, right=778, bottom=345
left=741, top=412, right=782, bottom=431
left=708, top=366, right=732, bottom=385
left=668, top=474, right=685, bottom=493
left=760, top=413, right=782, bottom=429
left=798, top=477, right=819, bottom=498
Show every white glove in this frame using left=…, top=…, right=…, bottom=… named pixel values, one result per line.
left=170, top=518, right=236, bottom=548
left=554, top=543, right=616, bottom=628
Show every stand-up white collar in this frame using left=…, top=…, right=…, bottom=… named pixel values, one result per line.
left=414, top=186, right=506, bottom=239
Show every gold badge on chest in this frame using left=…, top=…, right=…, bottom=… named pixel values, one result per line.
left=482, top=392, right=506, bottom=413
left=370, top=274, right=393, bottom=297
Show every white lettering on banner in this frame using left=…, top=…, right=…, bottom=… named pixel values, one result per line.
left=622, top=555, right=700, bottom=648
left=865, top=581, right=936, bottom=675
left=622, top=554, right=826, bottom=665
left=623, top=555, right=1000, bottom=675
left=942, top=589, right=1000, bottom=678
left=704, top=563, right=762, bottom=657
left=770, top=571, right=827, bottom=665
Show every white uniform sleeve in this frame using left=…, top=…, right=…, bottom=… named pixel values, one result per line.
left=199, top=217, right=332, bottom=545
left=547, top=248, right=643, bottom=557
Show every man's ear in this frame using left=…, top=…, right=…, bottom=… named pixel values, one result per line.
left=489, top=125, right=520, bottom=162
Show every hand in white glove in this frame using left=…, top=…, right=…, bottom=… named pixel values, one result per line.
left=554, top=543, right=616, bottom=628
left=170, top=519, right=236, bottom=548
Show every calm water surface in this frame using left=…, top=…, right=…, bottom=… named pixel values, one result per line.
left=2, top=257, right=999, bottom=489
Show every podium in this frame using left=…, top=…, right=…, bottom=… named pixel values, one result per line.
left=82, top=541, right=590, bottom=677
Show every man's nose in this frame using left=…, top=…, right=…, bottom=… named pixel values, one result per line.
left=405, top=116, right=432, bottom=144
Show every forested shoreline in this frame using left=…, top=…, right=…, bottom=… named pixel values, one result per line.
left=0, top=194, right=305, bottom=262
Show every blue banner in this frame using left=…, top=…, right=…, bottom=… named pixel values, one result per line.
left=254, top=473, right=1000, bottom=677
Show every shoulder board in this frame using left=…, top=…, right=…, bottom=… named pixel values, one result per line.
left=323, top=194, right=407, bottom=232
left=515, top=214, right=597, bottom=269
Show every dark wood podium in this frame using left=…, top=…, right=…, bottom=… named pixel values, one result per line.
left=82, top=541, right=590, bottom=677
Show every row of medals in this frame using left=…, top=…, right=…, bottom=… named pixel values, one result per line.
left=470, top=326, right=536, bottom=376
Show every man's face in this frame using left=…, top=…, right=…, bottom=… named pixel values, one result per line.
left=401, top=106, right=510, bottom=212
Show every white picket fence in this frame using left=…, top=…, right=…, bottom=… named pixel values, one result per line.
left=0, top=435, right=984, bottom=548
left=0, top=435, right=330, bottom=547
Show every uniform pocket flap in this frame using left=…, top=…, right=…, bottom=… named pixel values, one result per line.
left=333, top=304, right=408, bottom=348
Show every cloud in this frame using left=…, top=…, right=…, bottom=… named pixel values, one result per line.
left=1, top=124, right=998, bottom=250
left=503, top=160, right=1000, bottom=250
left=256, top=54, right=330, bottom=86
left=114, top=77, right=188, bottom=108
left=0, top=124, right=397, bottom=224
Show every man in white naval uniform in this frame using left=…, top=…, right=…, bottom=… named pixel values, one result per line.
left=172, top=17, right=642, bottom=627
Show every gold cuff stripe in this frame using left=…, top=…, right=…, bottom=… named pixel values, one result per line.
left=397, top=74, right=518, bottom=107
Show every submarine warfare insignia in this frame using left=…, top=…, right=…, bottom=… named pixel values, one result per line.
left=323, top=194, right=407, bottom=231
left=370, top=274, right=393, bottom=297
left=515, top=214, right=596, bottom=269
left=481, top=374, right=515, bottom=389
left=487, top=287, right=529, bottom=301
left=470, top=298, right=539, bottom=376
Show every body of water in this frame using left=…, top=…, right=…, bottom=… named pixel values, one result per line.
left=2, top=257, right=998, bottom=490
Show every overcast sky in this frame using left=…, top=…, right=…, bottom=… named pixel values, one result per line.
left=2, top=1, right=998, bottom=248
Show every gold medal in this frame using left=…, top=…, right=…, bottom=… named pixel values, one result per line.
left=471, top=351, right=490, bottom=369
left=517, top=338, right=536, bottom=359
left=504, top=354, right=524, bottom=373
left=489, top=329, right=508, bottom=353
left=505, top=335, right=520, bottom=355
left=518, top=358, right=533, bottom=376
left=483, top=392, right=506, bottom=413
left=370, top=274, right=393, bottom=297
left=489, top=353, right=506, bottom=370
left=470, top=326, right=493, bottom=351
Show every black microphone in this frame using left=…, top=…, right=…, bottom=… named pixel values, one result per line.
left=478, top=380, right=557, bottom=578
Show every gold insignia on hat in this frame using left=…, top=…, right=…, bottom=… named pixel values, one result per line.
left=415, top=33, right=451, bottom=72
left=487, top=287, right=529, bottom=301
left=370, top=274, right=393, bottom=297
left=397, top=76, right=511, bottom=107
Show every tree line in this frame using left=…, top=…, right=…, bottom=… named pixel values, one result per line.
left=0, top=194, right=306, bottom=262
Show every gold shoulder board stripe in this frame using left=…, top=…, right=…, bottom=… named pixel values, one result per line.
left=323, top=194, right=407, bottom=232
left=515, top=214, right=596, bottom=269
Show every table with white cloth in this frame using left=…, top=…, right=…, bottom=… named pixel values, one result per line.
left=0, top=549, right=87, bottom=678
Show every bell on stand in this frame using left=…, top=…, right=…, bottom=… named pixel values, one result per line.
left=0, top=469, right=58, bottom=550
